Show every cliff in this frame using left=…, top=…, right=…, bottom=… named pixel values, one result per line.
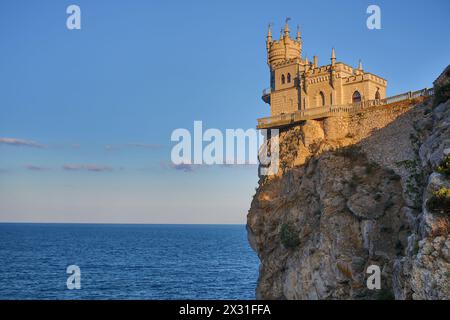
left=247, top=66, right=450, bottom=300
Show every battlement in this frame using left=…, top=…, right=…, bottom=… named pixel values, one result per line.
left=266, top=19, right=303, bottom=68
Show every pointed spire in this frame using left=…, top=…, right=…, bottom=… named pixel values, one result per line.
left=284, top=17, right=291, bottom=37
left=304, top=56, right=309, bottom=65
left=296, top=25, right=301, bottom=42
left=266, top=23, right=272, bottom=41
left=358, top=59, right=363, bottom=71
left=266, top=23, right=273, bottom=53
left=313, top=55, right=318, bottom=68
left=331, top=47, right=336, bottom=66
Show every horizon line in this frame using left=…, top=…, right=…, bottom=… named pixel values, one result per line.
left=0, top=221, right=246, bottom=226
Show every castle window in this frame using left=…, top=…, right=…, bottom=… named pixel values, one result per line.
left=319, top=91, right=325, bottom=106
left=287, top=73, right=291, bottom=83
left=270, top=71, right=275, bottom=90
left=281, top=74, right=285, bottom=84
left=352, top=91, right=361, bottom=103
left=375, top=89, right=381, bottom=100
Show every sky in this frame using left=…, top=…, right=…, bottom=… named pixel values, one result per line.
left=0, top=0, right=449, bottom=224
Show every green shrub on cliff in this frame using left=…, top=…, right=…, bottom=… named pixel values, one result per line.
left=427, top=187, right=450, bottom=214
left=280, top=223, right=300, bottom=249
left=436, top=154, right=450, bottom=177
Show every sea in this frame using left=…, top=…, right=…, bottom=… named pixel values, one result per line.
left=0, top=223, right=259, bottom=299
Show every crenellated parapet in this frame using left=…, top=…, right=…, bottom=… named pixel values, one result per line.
left=266, top=19, right=303, bottom=68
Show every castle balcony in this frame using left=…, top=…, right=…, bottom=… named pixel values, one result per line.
left=262, top=88, right=271, bottom=104
left=257, top=87, right=434, bottom=129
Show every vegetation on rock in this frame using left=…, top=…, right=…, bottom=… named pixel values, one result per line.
left=436, top=154, right=450, bottom=177
left=280, top=223, right=300, bottom=249
left=427, top=187, right=450, bottom=214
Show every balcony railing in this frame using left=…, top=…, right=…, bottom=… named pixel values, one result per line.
left=257, top=87, right=433, bottom=129
left=262, top=88, right=271, bottom=96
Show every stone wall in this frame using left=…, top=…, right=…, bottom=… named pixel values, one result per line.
left=271, top=88, right=300, bottom=115
left=322, top=97, right=428, bottom=142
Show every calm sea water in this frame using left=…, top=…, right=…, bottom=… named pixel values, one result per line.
left=0, top=224, right=259, bottom=299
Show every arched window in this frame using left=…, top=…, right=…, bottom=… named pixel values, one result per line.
left=375, top=89, right=381, bottom=100
left=281, top=74, right=285, bottom=84
left=352, top=91, right=361, bottom=103
left=287, top=73, right=291, bottom=83
left=270, top=71, right=275, bottom=90
left=319, top=91, right=326, bottom=106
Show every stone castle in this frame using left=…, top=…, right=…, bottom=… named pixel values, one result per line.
left=248, top=22, right=448, bottom=299
left=262, top=19, right=387, bottom=116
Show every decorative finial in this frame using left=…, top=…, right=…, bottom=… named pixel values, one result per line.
left=358, top=59, right=363, bottom=71
left=296, top=25, right=301, bottom=41
left=331, top=47, right=336, bottom=66
left=284, top=17, right=291, bottom=36
left=267, top=23, right=273, bottom=39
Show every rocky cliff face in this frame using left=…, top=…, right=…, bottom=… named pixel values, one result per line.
left=247, top=67, right=450, bottom=300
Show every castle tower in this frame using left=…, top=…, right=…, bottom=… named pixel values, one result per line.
left=263, top=18, right=304, bottom=115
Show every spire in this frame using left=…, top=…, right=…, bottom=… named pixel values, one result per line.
left=284, top=17, right=291, bottom=37
left=296, top=25, right=301, bottom=42
left=358, top=59, right=363, bottom=71
left=266, top=23, right=272, bottom=43
left=304, top=56, right=309, bottom=65
left=267, top=23, right=273, bottom=38
left=313, top=55, right=318, bottom=68
left=266, top=23, right=273, bottom=53
left=331, top=47, right=336, bottom=66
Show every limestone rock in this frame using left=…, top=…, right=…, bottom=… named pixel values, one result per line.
left=247, top=68, right=450, bottom=299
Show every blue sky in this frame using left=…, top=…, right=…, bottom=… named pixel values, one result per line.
left=0, top=0, right=449, bottom=223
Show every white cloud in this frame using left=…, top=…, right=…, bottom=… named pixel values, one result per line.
left=0, top=137, right=44, bottom=148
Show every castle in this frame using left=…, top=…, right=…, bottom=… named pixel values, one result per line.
left=262, top=19, right=387, bottom=117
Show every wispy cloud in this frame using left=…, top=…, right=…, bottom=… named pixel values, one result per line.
left=160, top=161, right=257, bottom=173
left=161, top=161, right=196, bottom=173
left=218, top=162, right=258, bottom=169
left=24, top=164, right=50, bottom=171
left=62, top=164, right=114, bottom=172
left=105, top=143, right=163, bottom=151
left=171, top=163, right=195, bottom=172
left=0, top=137, right=44, bottom=148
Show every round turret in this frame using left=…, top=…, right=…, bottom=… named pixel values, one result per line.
left=266, top=19, right=302, bottom=67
